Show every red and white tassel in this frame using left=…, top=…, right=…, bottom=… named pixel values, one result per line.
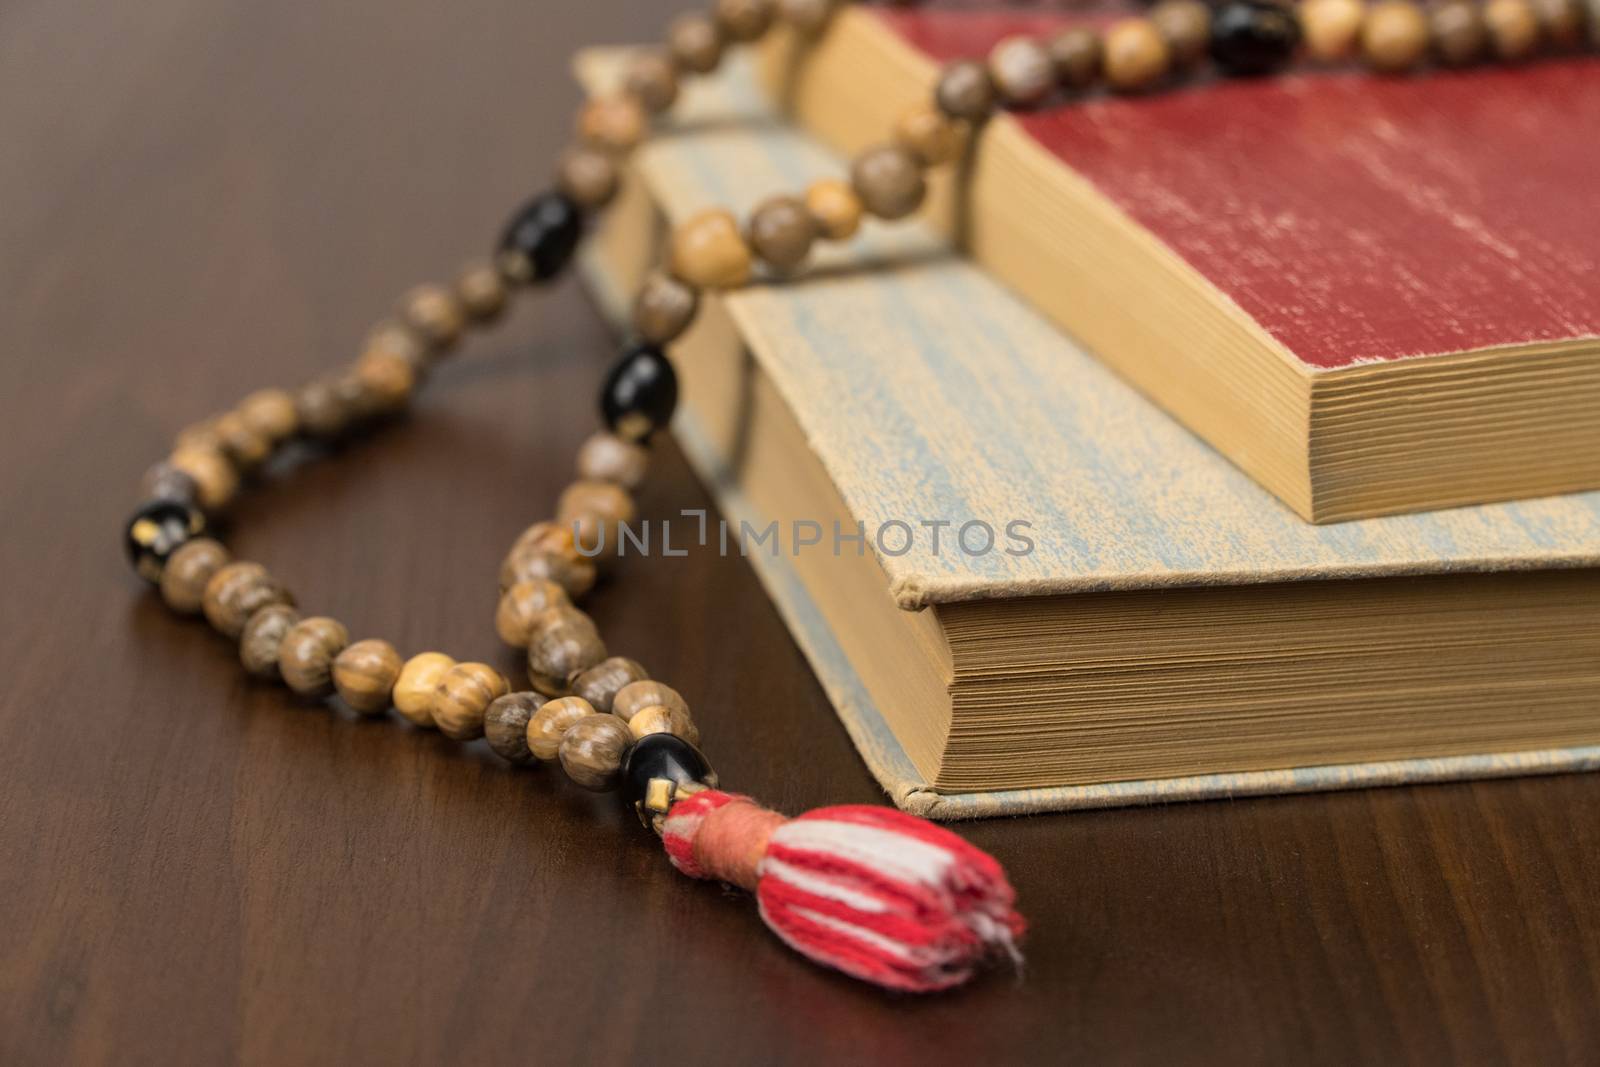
left=661, top=790, right=1024, bottom=992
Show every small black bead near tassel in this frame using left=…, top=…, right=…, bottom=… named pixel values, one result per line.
left=600, top=343, right=679, bottom=442
left=623, top=733, right=717, bottom=825
left=1210, top=0, right=1301, bottom=76
left=497, top=191, right=583, bottom=284
left=124, top=499, right=205, bottom=584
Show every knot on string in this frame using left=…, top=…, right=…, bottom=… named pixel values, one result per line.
left=661, top=790, right=1024, bottom=993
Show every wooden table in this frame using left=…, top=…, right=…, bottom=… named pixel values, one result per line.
left=2, top=2, right=1596, bottom=1062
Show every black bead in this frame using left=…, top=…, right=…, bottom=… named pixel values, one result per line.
left=600, top=343, right=678, bottom=442
left=1209, top=0, right=1301, bottom=76
left=140, top=460, right=199, bottom=506
left=497, top=191, right=582, bottom=283
left=124, top=499, right=205, bottom=584
left=622, top=733, right=715, bottom=807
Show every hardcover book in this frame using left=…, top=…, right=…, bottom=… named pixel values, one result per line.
left=577, top=51, right=1600, bottom=818
left=756, top=7, right=1600, bottom=523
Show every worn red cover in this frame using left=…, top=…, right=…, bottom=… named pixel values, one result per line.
left=877, top=8, right=1600, bottom=370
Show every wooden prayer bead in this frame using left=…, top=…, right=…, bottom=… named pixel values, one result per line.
left=557, top=480, right=637, bottom=556
left=400, top=284, right=466, bottom=349
left=804, top=179, right=864, bottom=241
left=211, top=411, right=271, bottom=471
left=354, top=349, right=415, bottom=413
left=632, top=272, right=700, bottom=345
left=1484, top=0, right=1542, bottom=57
left=237, top=387, right=299, bottom=444
left=484, top=691, right=547, bottom=765
left=1049, top=28, right=1104, bottom=89
left=612, top=679, right=690, bottom=724
left=934, top=60, right=996, bottom=122
left=1303, top=0, right=1369, bottom=60
left=159, top=537, right=230, bottom=615
left=557, top=146, right=621, bottom=211
left=850, top=145, right=926, bottom=221
left=514, top=519, right=582, bottom=560
left=430, top=662, right=508, bottom=741
left=575, top=434, right=651, bottom=497
left=1104, top=18, right=1172, bottom=91
left=499, top=540, right=598, bottom=597
left=1151, top=0, right=1214, bottom=67
left=495, top=578, right=571, bottom=647
left=715, top=0, right=775, bottom=42
left=988, top=35, right=1056, bottom=107
left=295, top=378, right=353, bottom=441
left=526, top=608, right=608, bottom=696
left=393, top=651, right=455, bottom=727
left=578, top=96, right=647, bottom=153
left=169, top=445, right=238, bottom=512
left=239, top=603, right=299, bottom=679
left=363, top=320, right=430, bottom=373
left=893, top=103, right=968, bottom=167
left=571, top=656, right=650, bottom=713
left=1362, top=1, right=1430, bottom=70
left=668, top=12, right=724, bottom=73
left=746, top=196, right=816, bottom=272
left=669, top=209, right=753, bottom=289
left=203, top=561, right=294, bottom=638
left=623, top=50, right=679, bottom=113
left=628, top=704, right=700, bottom=745
left=1532, top=0, right=1588, bottom=46
left=526, top=696, right=597, bottom=761
left=174, top=419, right=222, bottom=452
left=455, top=262, right=509, bottom=322
left=277, top=616, right=349, bottom=698
left=558, top=714, right=634, bottom=791
left=779, top=0, right=835, bottom=34
left=1430, top=0, right=1488, bottom=64
left=333, top=638, right=402, bottom=715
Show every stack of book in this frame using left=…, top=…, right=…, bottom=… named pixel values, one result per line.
left=575, top=18, right=1600, bottom=819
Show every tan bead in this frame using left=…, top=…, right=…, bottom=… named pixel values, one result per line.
left=746, top=195, right=816, bottom=272
left=277, top=616, right=349, bottom=698
left=576, top=432, right=651, bottom=490
left=210, top=411, right=270, bottom=471
left=174, top=419, right=221, bottom=452
left=455, top=262, right=509, bottom=322
left=239, top=603, right=300, bottom=680
left=1049, top=28, right=1104, bottom=89
left=557, top=480, right=637, bottom=557
left=1151, top=0, right=1214, bottom=67
left=612, top=679, right=690, bottom=724
left=893, top=103, right=968, bottom=167
left=393, top=652, right=455, bottom=727
left=1104, top=18, right=1172, bottom=91
left=715, top=0, right=775, bottom=42
left=779, top=0, right=836, bottom=34
left=670, top=209, right=753, bottom=289
left=354, top=349, right=415, bottom=413
left=484, top=691, right=546, bottom=765
left=850, top=145, right=926, bottom=221
left=1531, top=0, right=1587, bottom=46
left=168, top=445, right=238, bottom=512
left=578, top=96, right=647, bottom=154
left=628, top=704, right=700, bottom=745
left=202, top=561, right=293, bottom=639
left=556, top=146, right=621, bottom=212
left=498, top=540, right=598, bottom=598
left=1303, top=0, right=1369, bottom=60
left=1430, top=0, right=1488, bottom=64
left=400, top=284, right=466, bottom=349
left=988, top=35, right=1056, bottom=107
left=363, top=320, right=430, bottom=374
left=668, top=12, right=725, bottom=73
left=624, top=50, right=679, bottom=113
left=526, top=695, right=596, bottom=760
left=237, top=388, right=299, bottom=444
left=526, top=608, right=608, bottom=696
left=558, top=714, right=634, bottom=791
left=934, top=60, right=996, bottom=122
left=1484, top=0, right=1542, bottom=57
left=431, top=662, right=508, bottom=741
left=571, top=656, right=650, bottom=713
left=332, top=638, right=402, bottom=715
left=804, top=178, right=864, bottom=241
left=632, top=272, right=700, bottom=345
left=1363, top=1, right=1430, bottom=70
left=159, top=537, right=231, bottom=615
left=495, top=578, right=571, bottom=647
left=295, top=378, right=352, bottom=441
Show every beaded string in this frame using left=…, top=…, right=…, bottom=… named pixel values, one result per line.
left=124, top=0, right=1595, bottom=992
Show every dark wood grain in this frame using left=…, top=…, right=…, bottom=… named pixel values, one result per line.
left=0, top=2, right=1596, bottom=1064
